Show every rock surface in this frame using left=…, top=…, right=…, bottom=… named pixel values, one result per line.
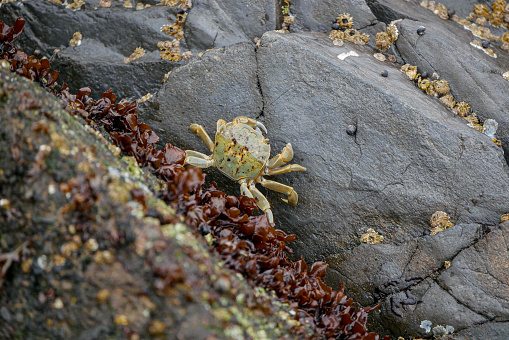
left=0, top=1, right=181, bottom=99
left=369, top=0, right=509, bottom=163
left=184, top=0, right=278, bottom=52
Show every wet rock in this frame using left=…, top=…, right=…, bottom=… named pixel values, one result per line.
left=0, top=1, right=180, bottom=99
left=184, top=0, right=278, bottom=52
left=367, top=0, right=509, bottom=163
left=138, top=42, right=263, bottom=152
left=256, top=31, right=509, bottom=257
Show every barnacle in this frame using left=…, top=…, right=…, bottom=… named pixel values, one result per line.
left=418, top=78, right=434, bottom=94
left=160, top=0, right=180, bottom=5
left=440, top=94, right=456, bottom=108
left=65, top=0, right=84, bottom=10
left=433, top=79, right=450, bottom=96
left=470, top=39, right=497, bottom=58
left=136, top=3, right=144, bottom=10
left=467, top=24, right=500, bottom=41
left=401, top=64, right=418, bottom=80
left=329, top=29, right=345, bottom=41
left=181, top=51, right=192, bottom=60
left=375, top=21, right=399, bottom=51
left=501, top=213, right=509, bottom=223
left=476, top=16, right=488, bottom=26
left=373, top=53, right=387, bottom=62
left=493, top=0, right=507, bottom=12
left=336, top=13, right=353, bottom=29
left=473, top=4, right=490, bottom=17
left=501, top=32, right=509, bottom=50
left=429, top=211, right=454, bottom=235
left=162, top=70, right=172, bottom=83
left=465, top=114, right=484, bottom=132
left=454, top=101, right=471, bottom=117
left=69, top=32, right=82, bottom=47
left=489, top=10, right=505, bottom=26
left=123, top=0, right=133, bottom=8
left=123, top=47, right=146, bottom=63
left=503, top=70, right=509, bottom=80
left=161, top=23, right=181, bottom=36
left=139, top=93, right=152, bottom=102
left=433, top=3, right=449, bottom=19
left=344, top=29, right=370, bottom=45
left=99, top=0, right=111, bottom=7
left=375, top=32, right=392, bottom=51
left=360, top=228, right=384, bottom=244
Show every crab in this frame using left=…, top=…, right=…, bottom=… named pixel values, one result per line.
left=184, top=116, right=306, bottom=224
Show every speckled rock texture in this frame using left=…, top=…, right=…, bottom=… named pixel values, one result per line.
left=2, top=0, right=509, bottom=338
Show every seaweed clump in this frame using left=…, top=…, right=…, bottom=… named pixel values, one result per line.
left=0, top=17, right=387, bottom=340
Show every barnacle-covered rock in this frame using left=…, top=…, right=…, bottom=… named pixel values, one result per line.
left=430, top=211, right=454, bottom=235
left=336, top=13, right=353, bottom=30
left=361, top=228, right=384, bottom=244
left=401, top=63, right=418, bottom=80
left=504, top=70, right=509, bottom=80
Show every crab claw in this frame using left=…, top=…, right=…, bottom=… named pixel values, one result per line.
left=256, top=121, right=267, bottom=134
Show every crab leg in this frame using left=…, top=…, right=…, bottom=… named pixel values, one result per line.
left=233, top=116, right=267, bottom=134
left=190, top=124, right=214, bottom=152
left=248, top=182, right=274, bottom=224
left=267, top=143, right=294, bottom=168
left=266, top=164, right=306, bottom=176
left=259, top=178, right=299, bottom=206
left=238, top=179, right=254, bottom=199
left=238, top=180, right=274, bottom=224
left=185, top=150, right=215, bottom=168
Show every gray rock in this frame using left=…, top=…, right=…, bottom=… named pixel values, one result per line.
left=290, top=0, right=378, bottom=33
left=257, top=31, right=509, bottom=256
left=0, top=1, right=181, bottom=99
left=184, top=0, right=278, bottom=52
left=367, top=0, right=509, bottom=163
left=438, top=222, right=509, bottom=320
left=453, top=321, right=509, bottom=340
left=138, top=42, right=263, bottom=152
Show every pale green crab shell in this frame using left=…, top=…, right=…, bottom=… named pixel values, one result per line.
left=213, top=121, right=270, bottom=181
